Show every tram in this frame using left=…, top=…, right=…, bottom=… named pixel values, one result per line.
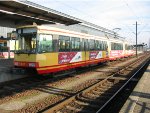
left=14, top=25, right=134, bottom=74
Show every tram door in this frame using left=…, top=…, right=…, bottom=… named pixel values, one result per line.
left=83, top=39, right=88, bottom=61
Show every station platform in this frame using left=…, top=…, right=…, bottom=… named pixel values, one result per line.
left=0, top=59, right=28, bottom=83
left=119, top=63, right=150, bottom=113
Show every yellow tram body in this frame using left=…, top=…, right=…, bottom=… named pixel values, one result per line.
left=14, top=25, right=109, bottom=74
left=14, top=25, right=134, bottom=74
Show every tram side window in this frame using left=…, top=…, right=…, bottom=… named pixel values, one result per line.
left=111, top=42, right=114, bottom=50
left=71, top=37, right=80, bottom=51
left=102, top=41, right=104, bottom=50
left=121, top=44, right=123, bottom=50
left=95, top=40, right=100, bottom=50
left=115, top=43, right=118, bottom=50
left=127, top=45, right=132, bottom=50
left=119, top=44, right=121, bottom=50
left=102, top=41, right=106, bottom=50
left=103, top=41, right=106, bottom=50
left=81, top=38, right=84, bottom=51
left=117, top=43, right=120, bottom=50
left=125, top=44, right=127, bottom=50
left=89, top=39, right=95, bottom=51
left=103, top=41, right=107, bottom=50
left=106, top=42, right=108, bottom=50
left=118, top=43, right=123, bottom=50
left=112, top=43, right=123, bottom=50
left=59, top=35, right=70, bottom=52
left=83, top=39, right=89, bottom=51
left=99, top=41, right=102, bottom=50
left=116, top=43, right=118, bottom=50
left=39, top=34, right=53, bottom=52
left=127, top=45, right=129, bottom=50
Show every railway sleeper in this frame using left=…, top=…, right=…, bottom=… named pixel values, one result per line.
left=92, top=88, right=117, bottom=94
left=75, top=96, right=105, bottom=105
left=57, top=107, right=74, bottom=113
left=93, top=88, right=114, bottom=94
left=99, top=85, right=113, bottom=89
left=101, top=84, right=114, bottom=88
left=68, top=100, right=100, bottom=111
left=95, top=87, right=119, bottom=95
left=101, top=82, right=113, bottom=86
left=76, top=94, right=98, bottom=101
left=85, top=92, right=103, bottom=98
left=66, top=105, right=96, bottom=113
left=66, top=104, right=84, bottom=112
left=95, top=87, right=109, bottom=92
left=91, top=90, right=104, bottom=95
left=103, top=81, right=114, bottom=85
left=68, top=101, right=84, bottom=109
left=75, top=99, right=105, bottom=106
left=87, top=91, right=113, bottom=99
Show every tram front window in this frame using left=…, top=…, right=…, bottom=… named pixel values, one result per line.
left=16, top=34, right=37, bottom=53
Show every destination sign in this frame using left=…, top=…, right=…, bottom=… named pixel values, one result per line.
left=17, top=28, right=37, bottom=34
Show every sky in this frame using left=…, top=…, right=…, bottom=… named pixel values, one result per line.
left=28, top=0, right=150, bottom=46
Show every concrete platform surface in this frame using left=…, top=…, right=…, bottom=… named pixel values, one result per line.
left=119, top=64, right=150, bottom=113
left=0, top=59, right=28, bottom=83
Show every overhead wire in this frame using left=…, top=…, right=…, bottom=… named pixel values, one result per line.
left=137, top=23, right=149, bottom=35
left=53, top=0, right=98, bottom=22
left=52, top=0, right=121, bottom=33
left=122, top=0, right=141, bottom=23
left=122, top=0, right=150, bottom=36
left=52, top=0, right=149, bottom=42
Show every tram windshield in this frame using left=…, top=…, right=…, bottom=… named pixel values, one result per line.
left=16, top=33, right=37, bottom=54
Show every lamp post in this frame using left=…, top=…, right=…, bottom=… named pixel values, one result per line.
left=135, top=21, right=138, bottom=58
left=133, top=21, right=140, bottom=58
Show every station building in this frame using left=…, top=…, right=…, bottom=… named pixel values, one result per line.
left=133, top=44, right=147, bottom=53
left=0, top=26, right=16, bottom=58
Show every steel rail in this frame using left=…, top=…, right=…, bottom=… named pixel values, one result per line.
left=43, top=55, right=150, bottom=113
left=95, top=58, right=150, bottom=113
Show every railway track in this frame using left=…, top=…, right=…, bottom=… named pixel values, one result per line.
left=0, top=53, right=149, bottom=113
left=0, top=55, right=133, bottom=98
left=43, top=53, right=150, bottom=113
left=44, top=78, right=125, bottom=113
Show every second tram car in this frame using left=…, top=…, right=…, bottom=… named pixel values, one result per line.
left=14, top=25, right=134, bottom=75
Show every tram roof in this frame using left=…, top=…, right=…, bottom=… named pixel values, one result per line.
left=0, top=0, right=81, bottom=25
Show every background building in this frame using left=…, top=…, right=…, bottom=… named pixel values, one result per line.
left=0, top=26, right=15, bottom=38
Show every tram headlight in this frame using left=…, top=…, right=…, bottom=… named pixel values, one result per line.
left=29, top=63, right=36, bottom=67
